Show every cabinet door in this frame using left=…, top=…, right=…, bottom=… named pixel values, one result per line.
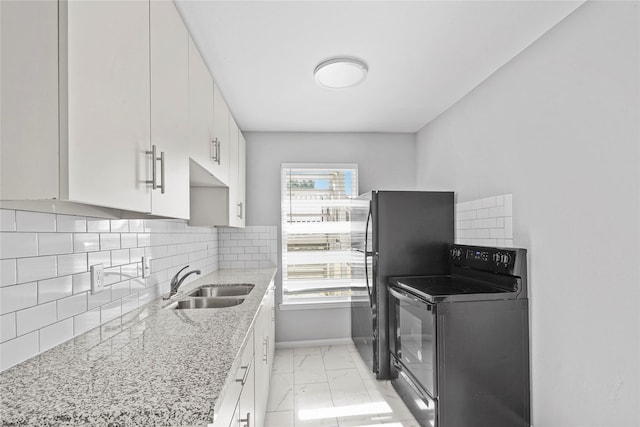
left=238, top=359, right=255, bottom=427
left=237, top=131, right=247, bottom=227
left=0, top=0, right=59, bottom=201
left=150, top=0, right=190, bottom=219
left=188, top=36, right=215, bottom=175
left=64, top=0, right=151, bottom=212
left=228, top=116, right=241, bottom=227
left=254, top=285, right=275, bottom=427
left=212, top=82, right=231, bottom=185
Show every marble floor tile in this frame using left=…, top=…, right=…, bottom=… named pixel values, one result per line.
left=265, top=410, right=295, bottom=427
left=323, top=348, right=357, bottom=370
left=267, top=345, right=418, bottom=427
left=267, top=372, right=294, bottom=412
left=327, top=369, right=372, bottom=407
left=273, top=347, right=294, bottom=373
left=294, top=353, right=328, bottom=384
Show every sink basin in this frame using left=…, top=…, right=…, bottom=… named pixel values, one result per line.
left=188, top=284, right=254, bottom=298
left=171, top=297, right=245, bottom=309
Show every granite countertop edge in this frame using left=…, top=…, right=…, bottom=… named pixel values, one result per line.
left=0, top=267, right=277, bottom=426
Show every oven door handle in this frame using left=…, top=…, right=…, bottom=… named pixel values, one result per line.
left=389, top=286, right=432, bottom=309
left=393, top=359, right=433, bottom=404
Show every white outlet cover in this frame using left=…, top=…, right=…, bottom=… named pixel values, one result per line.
left=91, top=264, right=104, bottom=295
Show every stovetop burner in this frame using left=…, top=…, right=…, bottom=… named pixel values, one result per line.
left=390, top=244, right=528, bottom=303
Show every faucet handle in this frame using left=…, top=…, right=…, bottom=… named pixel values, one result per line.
left=174, top=265, right=190, bottom=277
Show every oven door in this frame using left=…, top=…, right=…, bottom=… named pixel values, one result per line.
left=389, top=285, right=437, bottom=398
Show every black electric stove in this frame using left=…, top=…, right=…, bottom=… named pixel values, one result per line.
left=388, top=244, right=530, bottom=427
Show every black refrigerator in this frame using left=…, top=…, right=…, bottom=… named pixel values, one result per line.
left=350, top=191, right=454, bottom=379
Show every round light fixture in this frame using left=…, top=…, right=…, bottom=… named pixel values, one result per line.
left=314, top=57, right=368, bottom=89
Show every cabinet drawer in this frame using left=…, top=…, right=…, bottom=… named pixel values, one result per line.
left=212, top=330, right=254, bottom=426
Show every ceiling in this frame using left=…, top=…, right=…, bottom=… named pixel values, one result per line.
left=175, top=1, right=584, bottom=133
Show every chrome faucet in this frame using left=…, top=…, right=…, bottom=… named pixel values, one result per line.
left=165, top=265, right=201, bottom=299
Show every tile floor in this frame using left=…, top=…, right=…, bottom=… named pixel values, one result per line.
left=265, top=344, right=420, bottom=427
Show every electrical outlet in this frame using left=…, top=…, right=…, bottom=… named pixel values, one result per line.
left=142, top=256, right=151, bottom=278
left=91, top=264, right=104, bottom=295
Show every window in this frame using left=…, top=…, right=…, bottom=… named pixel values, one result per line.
left=281, top=164, right=359, bottom=305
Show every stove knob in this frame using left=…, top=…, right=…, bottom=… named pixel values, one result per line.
left=501, top=254, right=511, bottom=264
left=493, top=253, right=501, bottom=263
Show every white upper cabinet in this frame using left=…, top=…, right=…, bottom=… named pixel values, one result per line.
left=64, top=0, right=151, bottom=212
left=1, top=0, right=152, bottom=214
left=228, top=117, right=241, bottom=228
left=1, top=0, right=245, bottom=223
left=212, top=82, right=231, bottom=185
left=149, top=0, right=190, bottom=219
left=188, top=36, right=215, bottom=178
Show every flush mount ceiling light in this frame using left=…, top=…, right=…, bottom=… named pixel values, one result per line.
left=314, top=57, right=368, bottom=89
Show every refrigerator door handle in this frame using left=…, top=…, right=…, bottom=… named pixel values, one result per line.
left=364, top=207, right=373, bottom=308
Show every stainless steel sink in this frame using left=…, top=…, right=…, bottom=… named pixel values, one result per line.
left=171, top=297, right=245, bottom=309
left=188, top=284, right=254, bottom=297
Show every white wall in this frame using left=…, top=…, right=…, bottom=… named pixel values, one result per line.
left=415, top=2, right=639, bottom=426
left=244, top=132, right=416, bottom=343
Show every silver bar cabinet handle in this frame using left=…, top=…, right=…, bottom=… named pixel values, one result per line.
left=240, top=412, right=250, bottom=427
left=237, top=202, right=243, bottom=219
left=159, top=150, right=165, bottom=194
left=147, top=145, right=158, bottom=190
left=235, top=363, right=250, bottom=385
left=216, top=139, right=221, bottom=165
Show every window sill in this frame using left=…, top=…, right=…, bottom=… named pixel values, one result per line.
left=279, top=301, right=352, bottom=311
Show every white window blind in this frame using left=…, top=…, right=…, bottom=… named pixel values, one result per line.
left=281, top=164, right=358, bottom=304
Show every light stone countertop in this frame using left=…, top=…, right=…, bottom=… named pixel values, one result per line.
left=0, top=267, right=277, bottom=426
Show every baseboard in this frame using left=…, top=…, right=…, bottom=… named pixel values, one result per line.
left=275, top=337, right=353, bottom=349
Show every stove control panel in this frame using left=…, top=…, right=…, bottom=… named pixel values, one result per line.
left=450, top=244, right=525, bottom=276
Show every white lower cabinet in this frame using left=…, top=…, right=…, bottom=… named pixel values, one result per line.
left=214, top=281, right=276, bottom=427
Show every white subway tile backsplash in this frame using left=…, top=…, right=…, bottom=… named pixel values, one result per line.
left=16, top=302, right=57, bottom=335
left=0, top=259, right=17, bottom=287
left=100, top=234, right=120, bottom=251
left=0, top=332, right=39, bottom=371
left=73, top=308, right=101, bottom=335
left=0, top=211, right=219, bottom=371
left=74, top=234, right=100, bottom=253
left=56, top=215, right=86, bottom=232
left=17, top=256, right=57, bottom=283
left=0, top=233, right=38, bottom=259
left=87, top=219, right=110, bottom=233
left=110, top=281, right=131, bottom=300
left=87, top=287, right=112, bottom=310
left=100, top=300, right=122, bottom=324
left=111, top=249, right=130, bottom=267
left=128, top=220, right=144, bottom=233
left=39, top=319, right=74, bottom=352
left=57, top=293, right=88, bottom=320
left=0, top=313, right=17, bottom=343
left=72, top=272, right=91, bottom=294
left=88, top=251, right=111, bottom=268
left=504, top=194, right=513, bottom=216
left=505, top=217, right=513, bottom=239
left=104, top=267, right=121, bottom=286
left=110, top=220, right=129, bottom=233
left=57, top=253, right=87, bottom=276
left=476, top=209, right=490, bottom=219
left=39, top=233, right=74, bottom=256
left=122, top=294, right=139, bottom=313
left=38, top=276, right=73, bottom=304
left=489, top=206, right=505, bottom=218
left=121, top=234, right=137, bottom=249
left=0, top=210, right=16, bottom=232
left=456, top=194, right=514, bottom=248
left=16, top=211, right=56, bottom=232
